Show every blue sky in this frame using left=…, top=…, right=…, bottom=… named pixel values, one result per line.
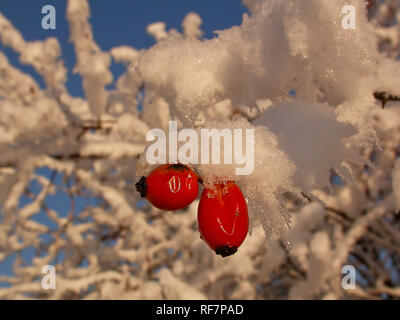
left=0, top=0, right=248, bottom=284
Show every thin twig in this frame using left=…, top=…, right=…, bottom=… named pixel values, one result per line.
left=374, top=91, right=400, bottom=108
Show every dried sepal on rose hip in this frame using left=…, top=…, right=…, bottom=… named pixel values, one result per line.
left=135, top=163, right=199, bottom=211
left=197, top=181, right=249, bottom=257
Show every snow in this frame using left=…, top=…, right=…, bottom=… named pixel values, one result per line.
left=147, top=22, right=168, bottom=42
left=136, top=0, right=400, bottom=240
left=0, top=0, right=400, bottom=300
left=139, top=0, right=400, bottom=126
left=182, top=13, right=203, bottom=39
left=255, top=100, right=358, bottom=190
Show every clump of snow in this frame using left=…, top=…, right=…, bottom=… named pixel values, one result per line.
left=242, top=0, right=260, bottom=13
left=110, top=46, right=140, bottom=65
left=139, top=37, right=227, bottom=123
left=255, top=100, right=359, bottom=190
left=289, top=230, right=332, bottom=299
left=142, top=96, right=170, bottom=131
left=182, top=13, right=203, bottom=39
left=0, top=97, right=67, bottom=144
left=67, top=0, right=113, bottom=117
left=139, top=0, right=400, bottom=127
left=147, top=22, right=168, bottom=42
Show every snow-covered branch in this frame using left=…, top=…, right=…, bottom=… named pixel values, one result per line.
left=0, top=0, right=400, bottom=300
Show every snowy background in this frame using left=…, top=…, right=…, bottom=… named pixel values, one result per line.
left=1, top=0, right=400, bottom=299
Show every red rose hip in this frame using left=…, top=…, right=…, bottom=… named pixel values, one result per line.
left=135, top=164, right=199, bottom=211
left=197, top=181, right=249, bottom=257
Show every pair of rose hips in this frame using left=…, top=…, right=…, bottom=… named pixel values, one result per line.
left=135, top=164, right=249, bottom=257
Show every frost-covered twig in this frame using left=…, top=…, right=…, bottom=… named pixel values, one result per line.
left=374, top=91, right=400, bottom=108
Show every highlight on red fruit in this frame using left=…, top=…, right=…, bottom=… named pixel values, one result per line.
left=197, top=181, right=249, bottom=257
left=135, top=163, right=199, bottom=211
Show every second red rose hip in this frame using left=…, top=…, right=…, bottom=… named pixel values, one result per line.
left=197, top=181, right=249, bottom=257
